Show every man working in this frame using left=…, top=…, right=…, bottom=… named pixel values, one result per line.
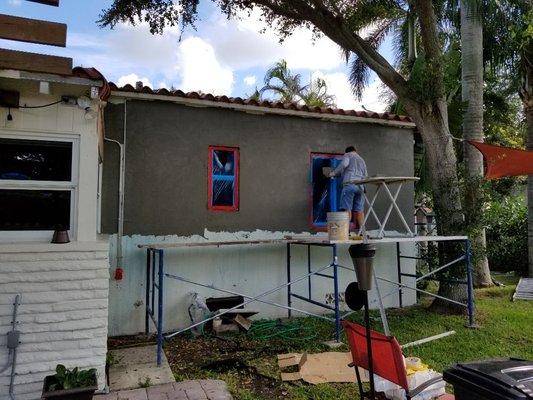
left=329, top=146, right=367, bottom=231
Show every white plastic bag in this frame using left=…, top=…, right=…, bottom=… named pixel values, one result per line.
left=186, top=292, right=210, bottom=336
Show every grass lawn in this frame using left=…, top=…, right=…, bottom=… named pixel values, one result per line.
left=159, top=275, right=532, bottom=399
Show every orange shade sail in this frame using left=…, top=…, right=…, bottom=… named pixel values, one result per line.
left=468, top=140, right=533, bottom=179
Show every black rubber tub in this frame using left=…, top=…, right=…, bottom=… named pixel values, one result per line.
left=444, top=358, right=533, bottom=400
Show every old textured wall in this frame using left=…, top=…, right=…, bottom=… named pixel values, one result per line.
left=0, top=242, right=109, bottom=400
left=102, top=99, right=417, bottom=337
left=102, top=100, right=415, bottom=236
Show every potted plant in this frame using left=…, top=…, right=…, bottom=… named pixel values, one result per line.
left=41, top=364, right=97, bottom=400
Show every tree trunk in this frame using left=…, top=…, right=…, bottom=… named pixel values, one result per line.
left=518, top=39, right=533, bottom=277
left=523, top=50, right=533, bottom=277
left=405, top=99, right=467, bottom=313
left=460, top=0, right=492, bottom=287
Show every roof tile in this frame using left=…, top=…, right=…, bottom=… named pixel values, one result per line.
left=108, top=82, right=413, bottom=124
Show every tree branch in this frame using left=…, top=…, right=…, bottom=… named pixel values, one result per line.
left=252, top=0, right=414, bottom=101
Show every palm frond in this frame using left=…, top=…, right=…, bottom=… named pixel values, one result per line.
left=349, top=19, right=397, bottom=100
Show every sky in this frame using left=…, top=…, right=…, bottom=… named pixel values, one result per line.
left=1, top=0, right=395, bottom=111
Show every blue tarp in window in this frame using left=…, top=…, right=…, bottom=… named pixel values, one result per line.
left=311, top=154, right=342, bottom=226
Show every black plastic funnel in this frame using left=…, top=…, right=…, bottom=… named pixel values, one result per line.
left=349, top=244, right=376, bottom=291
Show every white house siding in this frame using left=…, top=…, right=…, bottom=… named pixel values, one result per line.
left=107, top=231, right=416, bottom=337
left=0, top=78, right=109, bottom=399
left=0, top=242, right=109, bottom=400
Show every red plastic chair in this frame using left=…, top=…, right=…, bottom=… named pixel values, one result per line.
left=342, top=320, right=452, bottom=400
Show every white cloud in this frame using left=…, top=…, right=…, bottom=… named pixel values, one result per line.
left=8, top=0, right=21, bottom=6
left=117, top=74, right=153, bottom=88
left=204, top=9, right=344, bottom=71
left=175, top=37, right=234, bottom=95
left=243, top=75, right=257, bottom=86
left=312, top=71, right=388, bottom=112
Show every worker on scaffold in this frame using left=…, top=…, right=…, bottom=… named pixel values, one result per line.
left=329, top=146, right=367, bottom=233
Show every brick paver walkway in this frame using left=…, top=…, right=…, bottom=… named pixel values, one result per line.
left=95, top=380, right=233, bottom=400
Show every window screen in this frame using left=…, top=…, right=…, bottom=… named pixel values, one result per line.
left=310, top=153, right=342, bottom=227
left=0, top=138, right=72, bottom=181
left=208, top=146, right=239, bottom=211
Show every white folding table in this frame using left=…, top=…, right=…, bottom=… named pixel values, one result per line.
left=345, top=176, right=419, bottom=238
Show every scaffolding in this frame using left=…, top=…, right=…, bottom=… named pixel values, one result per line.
left=140, top=235, right=475, bottom=366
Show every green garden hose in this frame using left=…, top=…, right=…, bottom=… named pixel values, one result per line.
left=248, top=320, right=318, bottom=342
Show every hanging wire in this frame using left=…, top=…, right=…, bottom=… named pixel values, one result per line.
left=19, top=100, right=63, bottom=109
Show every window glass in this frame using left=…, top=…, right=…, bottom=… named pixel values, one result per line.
left=0, top=138, right=72, bottom=181
left=0, top=190, right=71, bottom=231
left=209, top=147, right=239, bottom=211
left=311, top=153, right=342, bottom=226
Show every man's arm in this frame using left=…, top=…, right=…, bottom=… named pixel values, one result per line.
left=330, top=155, right=349, bottom=177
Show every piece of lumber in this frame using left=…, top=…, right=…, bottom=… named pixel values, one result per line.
left=26, top=0, right=59, bottom=6
left=233, top=314, right=252, bottom=331
left=0, top=48, right=72, bottom=76
left=401, top=330, right=456, bottom=349
left=0, top=14, right=66, bottom=47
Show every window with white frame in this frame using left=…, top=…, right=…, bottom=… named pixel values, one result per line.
left=0, top=132, right=78, bottom=240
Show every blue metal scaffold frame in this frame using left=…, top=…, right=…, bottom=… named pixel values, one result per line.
left=142, top=236, right=475, bottom=367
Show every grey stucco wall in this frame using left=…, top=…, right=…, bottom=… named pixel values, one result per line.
left=102, top=100, right=415, bottom=236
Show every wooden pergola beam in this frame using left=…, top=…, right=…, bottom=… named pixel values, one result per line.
left=26, top=0, right=59, bottom=6
left=0, top=14, right=66, bottom=47
left=0, top=48, right=72, bottom=76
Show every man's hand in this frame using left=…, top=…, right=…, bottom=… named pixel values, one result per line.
left=329, top=172, right=336, bottom=178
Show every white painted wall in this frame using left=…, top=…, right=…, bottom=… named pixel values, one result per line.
left=0, top=242, right=109, bottom=400
left=0, top=78, right=109, bottom=399
left=107, top=231, right=416, bottom=337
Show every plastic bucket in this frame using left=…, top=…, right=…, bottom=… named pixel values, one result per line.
left=327, top=212, right=350, bottom=241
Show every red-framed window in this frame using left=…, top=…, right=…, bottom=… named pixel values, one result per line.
left=309, top=152, right=343, bottom=229
left=208, top=146, right=239, bottom=211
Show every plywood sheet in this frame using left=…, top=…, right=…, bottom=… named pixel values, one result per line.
left=278, top=352, right=368, bottom=384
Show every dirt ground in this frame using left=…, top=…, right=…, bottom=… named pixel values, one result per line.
left=108, top=318, right=366, bottom=400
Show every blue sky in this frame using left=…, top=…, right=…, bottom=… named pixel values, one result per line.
left=1, top=0, right=394, bottom=111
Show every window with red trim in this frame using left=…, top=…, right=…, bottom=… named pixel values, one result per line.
left=208, top=146, right=239, bottom=211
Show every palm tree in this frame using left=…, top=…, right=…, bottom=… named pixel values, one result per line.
left=260, top=60, right=305, bottom=103
left=460, top=0, right=492, bottom=287
left=259, top=59, right=336, bottom=107
left=300, top=77, right=336, bottom=108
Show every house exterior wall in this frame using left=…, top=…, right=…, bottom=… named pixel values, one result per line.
left=102, top=101, right=415, bottom=236
left=107, top=232, right=417, bottom=337
left=0, top=242, right=109, bottom=400
left=0, top=78, right=109, bottom=399
left=103, top=99, right=417, bottom=337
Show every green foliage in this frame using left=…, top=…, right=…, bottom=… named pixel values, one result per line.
left=258, top=59, right=336, bottom=107
left=46, top=364, right=97, bottom=392
left=484, top=195, right=528, bottom=274
left=139, top=376, right=152, bottom=388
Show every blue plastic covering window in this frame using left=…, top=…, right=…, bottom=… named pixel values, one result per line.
left=211, top=149, right=236, bottom=207
left=311, top=154, right=342, bottom=226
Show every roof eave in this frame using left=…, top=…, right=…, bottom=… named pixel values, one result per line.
left=109, top=90, right=416, bottom=129
left=0, top=69, right=103, bottom=87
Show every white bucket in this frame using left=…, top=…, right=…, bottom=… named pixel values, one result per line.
left=327, top=212, right=350, bottom=241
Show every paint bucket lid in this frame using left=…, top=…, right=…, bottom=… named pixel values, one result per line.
left=327, top=212, right=350, bottom=221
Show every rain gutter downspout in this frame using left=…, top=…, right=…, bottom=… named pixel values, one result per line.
left=104, top=100, right=126, bottom=270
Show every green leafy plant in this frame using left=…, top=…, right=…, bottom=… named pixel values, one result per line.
left=47, top=364, right=97, bottom=391
left=139, top=376, right=152, bottom=388
left=484, top=194, right=528, bottom=274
